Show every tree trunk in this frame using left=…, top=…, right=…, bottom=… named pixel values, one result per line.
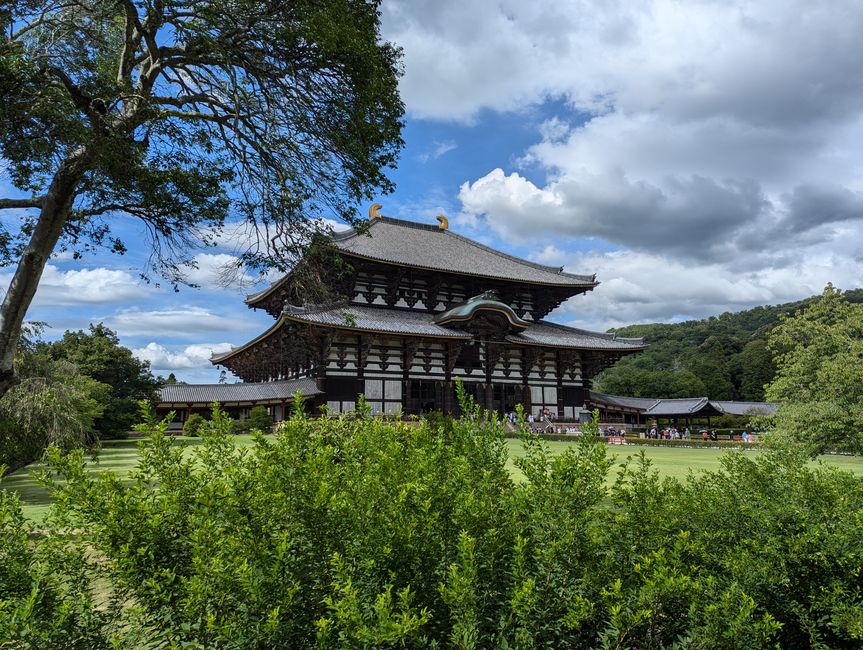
left=0, top=154, right=86, bottom=400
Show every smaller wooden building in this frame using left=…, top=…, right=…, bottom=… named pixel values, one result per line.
left=589, top=391, right=776, bottom=427
left=156, top=378, right=322, bottom=426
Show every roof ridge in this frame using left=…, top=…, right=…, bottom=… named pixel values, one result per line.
left=331, top=215, right=440, bottom=240
left=337, top=216, right=596, bottom=283
left=653, top=397, right=710, bottom=402
left=445, top=230, right=595, bottom=282
left=161, top=378, right=311, bottom=388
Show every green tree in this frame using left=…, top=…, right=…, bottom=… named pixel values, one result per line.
left=40, top=324, right=158, bottom=438
left=683, top=336, right=734, bottom=399
left=0, top=327, right=108, bottom=467
left=734, top=338, right=775, bottom=401
left=764, top=284, right=863, bottom=454
left=0, top=1, right=404, bottom=399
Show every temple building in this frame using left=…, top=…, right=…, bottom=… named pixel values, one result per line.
left=193, top=206, right=645, bottom=421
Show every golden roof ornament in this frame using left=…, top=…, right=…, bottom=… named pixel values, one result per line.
left=436, top=214, right=449, bottom=230
left=368, top=203, right=383, bottom=220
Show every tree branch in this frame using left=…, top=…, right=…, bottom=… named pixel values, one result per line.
left=117, top=0, right=144, bottom=85
left=0, top=198, right=45, bottom=210
left=43, top=65, right=95, bottom=115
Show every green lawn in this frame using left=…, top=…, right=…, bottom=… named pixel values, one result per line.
left=505, top=440, right=863, bottom=481
left=4, top=436, right=863, bottom=522
left=1, top=436, right=258, bottom=522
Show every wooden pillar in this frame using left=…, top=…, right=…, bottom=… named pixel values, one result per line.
left=356, top=334, right=371, bottom=408
left=444, top=346, right=453, bottom=415
left=555, top=350, right=564, bottom=419
left=402, top=339, right=410, bottom=414
left=483, top=340, right=494, bottom=412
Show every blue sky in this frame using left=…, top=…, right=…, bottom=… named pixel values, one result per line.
left=6, top=0, right=863, bottom=382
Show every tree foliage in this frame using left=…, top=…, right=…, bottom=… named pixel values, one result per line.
left=593, top=291, right=863, bottom=400
left=763, top=284, right=863, bottom=454
left=0, top=326, right=109, bottom=468
left=0, top=0, right=404, bottom=397
left=38, top=324, right=158, bottom=439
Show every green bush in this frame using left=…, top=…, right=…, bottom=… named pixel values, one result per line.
left=0, top=485, right=114, bottom=648
left=247, top=405, right=273, bottom=433
left=4, top=396, right=863, bottom=647
left=182, top=413, right=205, bottom=437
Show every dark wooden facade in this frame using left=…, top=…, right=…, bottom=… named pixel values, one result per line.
left=213, top=213, right=645, bottom=419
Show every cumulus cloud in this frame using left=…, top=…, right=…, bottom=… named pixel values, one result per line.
left=181, top=253, right=256, bottom=290
left=104, top=307, right=254, bottom=339
left=386, top=0, right=863, bottom=322
left=133, top=341, right=234, bottom=371
left=0, top=264, right=150, bottom=307
left=556, top=246, right=863, bottom=332
left=459, top=168, right=772, bottom=262
left=384, top=0, right=863, bottom=126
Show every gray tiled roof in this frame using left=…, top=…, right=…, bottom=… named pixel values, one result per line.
left=590, top=392, right=778, bottom=417
left=157, top=378, right=321, bottom=405
left=644, top=398, right=712, bottom=416
left=711, top=400, right=777, bottom=416
left=332, top=217, right=597, bottom=287
left=284, top=305, right=645, bottom=351
left=589, top=392, right=659, bottom=410
left=506, top=321, right=646, bottom=351
left=284, top=304, right=473, bottom=339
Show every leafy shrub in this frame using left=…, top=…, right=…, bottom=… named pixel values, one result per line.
left=247, top=405, right=273, bottom=433
left=0, top=484, right=114, bottom=648
left=182, top=413, right=205, bottom=437
left=5, top=393, right=863, bottom=647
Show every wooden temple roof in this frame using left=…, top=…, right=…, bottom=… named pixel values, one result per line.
left=246, top=216, right=597, bottom=307
left=588, top=392, right=658, bottom=411
left=283, top=304, right=473, bottom=338
left=507, top=321, right=645, bottom=351
left=589, top=392, right=777, bottom=417
left=212, top=304, right=645, bottom=368
left=643, top=397, right=716, bottom=416
left=333, top=217, right=597, bottom=286
left=158, top=378, right=321, bottom=406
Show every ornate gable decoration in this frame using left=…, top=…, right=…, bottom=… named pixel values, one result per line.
left=434, top=291, right=530, bottom=338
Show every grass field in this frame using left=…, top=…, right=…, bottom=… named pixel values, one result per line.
left=4, top=435, right=863, bottom=522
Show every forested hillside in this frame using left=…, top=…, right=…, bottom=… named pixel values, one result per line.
left=593, top=289, right=863, bottom=400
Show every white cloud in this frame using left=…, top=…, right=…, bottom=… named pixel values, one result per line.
left=0, top=264, right=150, bottom=307
left=104, top=307, right=254, bottom=339
left=529, top=244, right=567, bottom=266
left=399, top=0, right=863, bottom=324
left=384, top=0, right=863, bottom=126
left=418, top=140, right=458, bottom=162
left=555, top=247, right=863, bottom=332
left=181, top=253, right=256, bottom=291
left=133, top=341, right=234, bottom=371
